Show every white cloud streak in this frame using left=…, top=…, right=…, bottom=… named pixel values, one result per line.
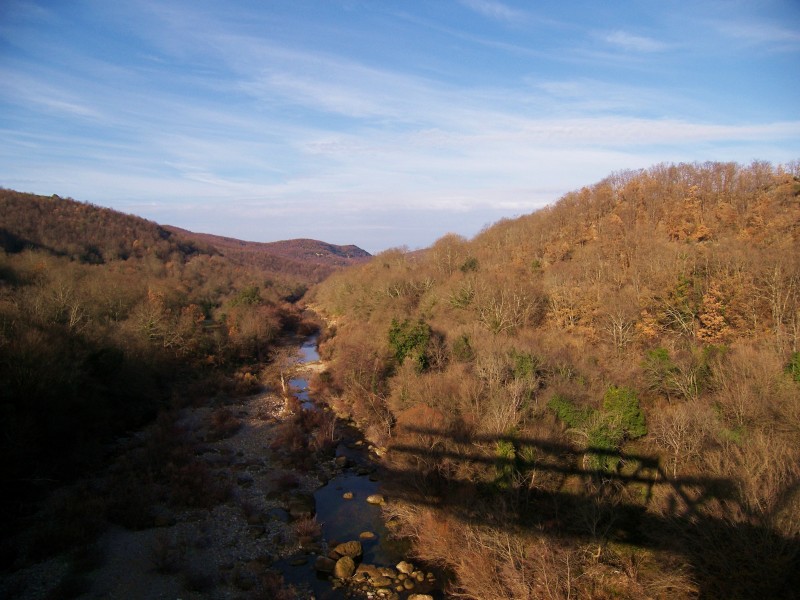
left=603, top=30, right=668, bottom=53
left=714, top=20, right=800, bottom=50
left=459, top=0, right=526, bottom=23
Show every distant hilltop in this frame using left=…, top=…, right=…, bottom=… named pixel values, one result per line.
left=167, top=227, right=370, bottom=263
left=165, top=227, right=371, bottom=281
left=0, top=189, right=371, bottom=285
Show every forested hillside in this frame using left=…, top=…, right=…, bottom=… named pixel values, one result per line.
left=166, top=226, right=371, bottom=288
left=309, top=161, right=800, bottom=599
left=0, top=191, right=326, bottom=546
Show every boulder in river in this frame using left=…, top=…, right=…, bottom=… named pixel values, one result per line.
left=355, top=563, right=381, bottom=578
left=371, top=575, right=393, bottom=587
left=333, top=540, right=362, bottom=558
left=366, top=493, right=385, bottom=505
left=334, top=555, right=356, bottom=579
left=396, top=560, right=414, bottom=574
left=378, top=566, right=397, bottom=578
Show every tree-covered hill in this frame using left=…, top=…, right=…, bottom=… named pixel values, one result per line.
left=166, top=226, right=371, bottom=285
left=0, top=189, right=211, bottom=263
left=309, top=160, right=800, bottom=599
left=0, top=190, right=362, bottom=549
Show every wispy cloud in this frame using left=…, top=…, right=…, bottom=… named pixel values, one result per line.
left=459, top=0, right=526, bottom=23
left=714, top=20, right=800, bottom=51
left=0, top=68, right=107, bottom=120
left=602, top=30, right=668, bottom=53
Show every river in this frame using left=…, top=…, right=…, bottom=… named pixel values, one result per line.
left=277, top=336, right=442, bottom=599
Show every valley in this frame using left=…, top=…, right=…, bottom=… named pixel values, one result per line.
left=2, top=159, right=800, bottom=599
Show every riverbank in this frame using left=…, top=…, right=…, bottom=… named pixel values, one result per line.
left=1, top=335, right=442, bottom=600
left=2, top=381, right=318, bottom=599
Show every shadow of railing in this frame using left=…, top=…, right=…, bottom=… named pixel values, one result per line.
left=381, top=426, right=799, bottom=599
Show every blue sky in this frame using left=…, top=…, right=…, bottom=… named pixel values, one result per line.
left=1, top=0, right=799, bottom=253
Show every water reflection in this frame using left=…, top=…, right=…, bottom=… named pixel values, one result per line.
left=298, top=335, right=320, bottom=363
left=289, top=377, right=316, bottom=411
left=278, top=336, right=412, bottom=598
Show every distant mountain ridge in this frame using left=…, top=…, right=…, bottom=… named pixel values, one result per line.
left=0, top=189, right=370, bottom=284
left=165, top=227, right=371, bottom=283
left=0, top=189, right=205, bottom=263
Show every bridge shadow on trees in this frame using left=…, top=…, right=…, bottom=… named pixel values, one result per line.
left=381, top=426, right=799, bottom=599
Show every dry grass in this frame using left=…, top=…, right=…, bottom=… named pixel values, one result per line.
left=292, top=516, right=322, bottom=539
left=208, top=407, right=243, bottom=440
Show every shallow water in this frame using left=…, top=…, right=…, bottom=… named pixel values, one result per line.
left=298, top=335, right=320, bottom=362
left=277, top=336, right=412, bottom=599
left=289, top=377, right=316, bottom=411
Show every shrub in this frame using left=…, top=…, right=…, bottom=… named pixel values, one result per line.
left=548, top=394, right=593, bottom=429
left=460, top=256, right=479, bottom=273
left=550, top=387, right=646, bottom=473
left=494, top=439, right=517, bottom=491
left=452, top=333, right=475, bottom=362
left=388, top=318, right=431, bottom=370
left=293, top=516, right=322, bottom=539
left=586, top=420, right=624, bottom=472
left=602, top=385, right=647, bottom=439
left=511, top=350, right=541, bottom=381
left=258, top=570, right=298, bottom=600
left=229, top=285, right=261, bottom=306
left=642, top=347, right=676, bottom=394
left=788, top=351, right=800, bottom=382
left=167, top=460, right=232, bottom=508
left=449, top=282, right=475, bottom=308
left=208, top=407, right=243, bottom=440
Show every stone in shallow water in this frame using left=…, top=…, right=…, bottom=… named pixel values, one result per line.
left=371, top=576, right=393, bottom=587
left=359, top=530, right=376, bottom=539
left=366, top=494, right=385, bottom=505
left=396, top=560, right=414, bottom=574
left=333, top=540, right=363, bottom=558
left=356, top=563, right=381, bottom=578
left=334, top=555, right=356, bottom=579
left=342, top=491, right=354, bottom=500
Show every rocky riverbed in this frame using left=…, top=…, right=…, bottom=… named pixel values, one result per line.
left=275, top=337, right=444, bottom=600
left=1, top=336, right=444, bottom=600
